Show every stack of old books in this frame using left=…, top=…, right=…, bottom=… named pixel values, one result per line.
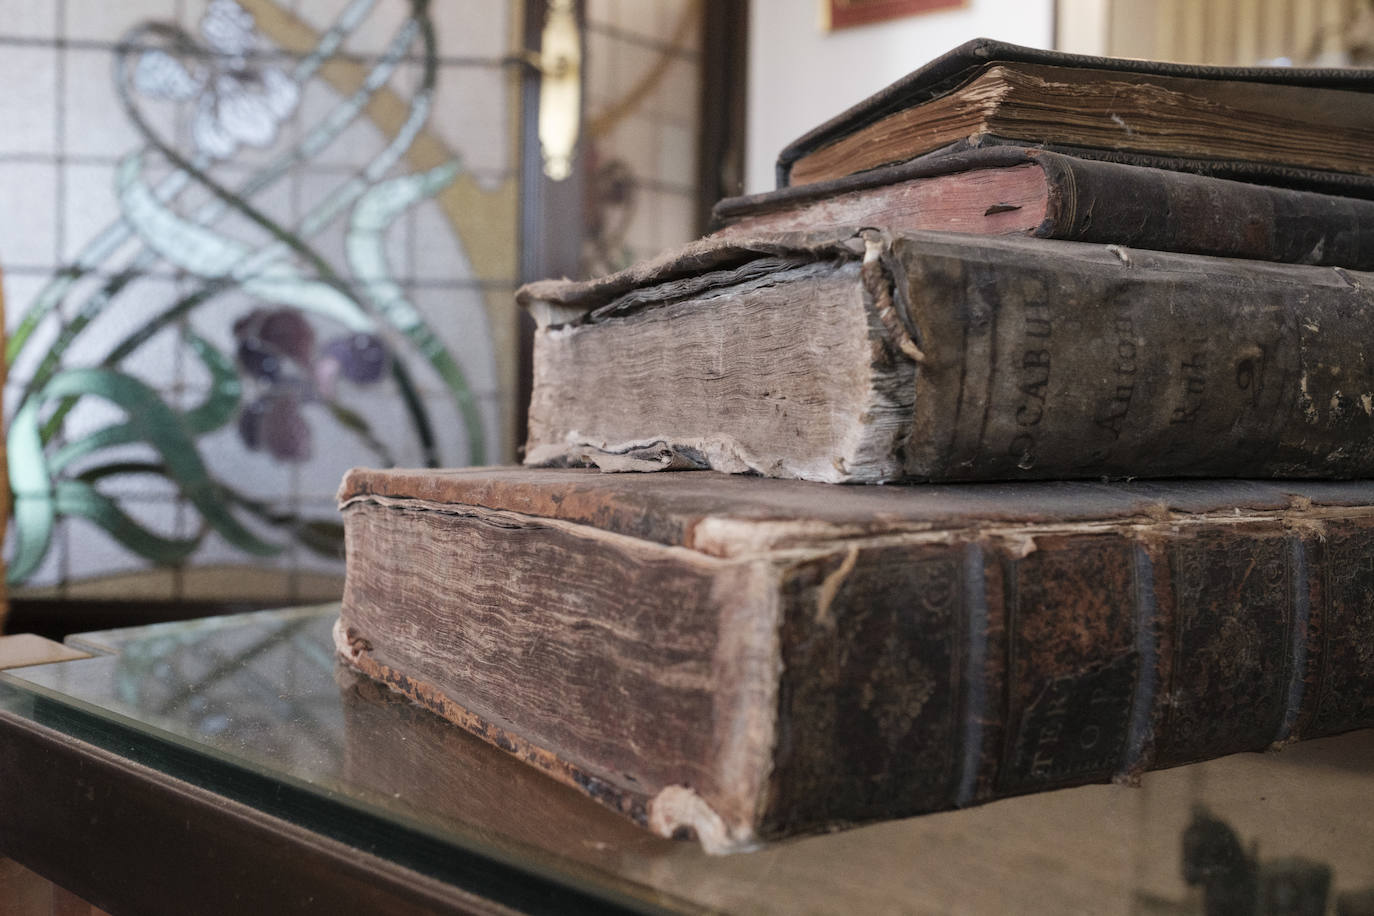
left=335, top=41, right=1374, bottom=853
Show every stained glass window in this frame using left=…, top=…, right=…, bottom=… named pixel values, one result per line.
left=2, top=0, right=519, bottom=602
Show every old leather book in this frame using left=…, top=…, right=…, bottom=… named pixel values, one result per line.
left=713, top=147, right=1374, bottom=270
left=776, top=39, right=1374, bottom=197
left=520, top=230, right=1374, bottom=484
left=335, top=467, right=1374, bottom=853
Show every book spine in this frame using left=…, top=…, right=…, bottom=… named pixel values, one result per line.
left=1036, top=152, right=1374, bottom=268
left=894, top=235, right=1374, bottom=480
left=760, top=515, right=1374, bottom=839
left=995, top=136, right=1374, bottom=203
left=727, top=148, right=1374, bottom=269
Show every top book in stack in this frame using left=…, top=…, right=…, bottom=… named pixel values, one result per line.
left=775, top=39, right=1374, bottom=195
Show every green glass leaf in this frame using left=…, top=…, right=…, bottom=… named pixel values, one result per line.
left=48, top=331, right=240, bottom=473
left=54, top=480, right=199, bottom=566
left=7, top=398, right=57, bottom=583
left=10, top=368, right=280, bottom=585
left=182, top=331, right=243, bottom=434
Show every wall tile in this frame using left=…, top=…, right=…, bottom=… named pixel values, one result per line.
left=650, top=57, right=700, bottom=128
left=429, top=64, right=513, bottom=177
left=408, top=283, right=499, bottom=396
left=0, top=47, right=57, bottom=155
left=409, top=196, right=478, bottom=283
left=62, top=162, right=126, bottom=264
left=65, top=0, right=178, bottom=44
left=0, top=2, right=58, bottom=39
left=656, top=120, right=697, bottom=193
left=63, top=48, right=178, bottom=158
left=602, top=112, right=659, bottom=190
left=432, top=1, right=512, bottom=61
left=656, top=188, right=699, bottom=251
left=615, top=0, right=661, bottom=40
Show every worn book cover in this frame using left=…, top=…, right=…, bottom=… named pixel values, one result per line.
left=520, top=230, right=1374, bottom=484
left=775, top=38, right=1374, bottom=197
left=713, top=147, right=1374, bottom=270
left=336, top=467, right=1374, bottom=853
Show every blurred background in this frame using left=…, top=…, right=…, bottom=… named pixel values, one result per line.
left=1, top=0, right=1368, bottom=633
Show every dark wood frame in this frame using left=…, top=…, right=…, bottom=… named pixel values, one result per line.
left=697, top=1, right=750, bottom=234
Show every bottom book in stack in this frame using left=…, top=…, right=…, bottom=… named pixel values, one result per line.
left=334, top=466, right=1374, bottom=854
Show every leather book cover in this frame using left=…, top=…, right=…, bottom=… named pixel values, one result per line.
left=713, top=146, right=1374, bottom=266
left=774, top=38, right=1374, bottom=190
left=336, top=467, right=1374, bottom=852
left=519, top=229, right=1374, bottom=484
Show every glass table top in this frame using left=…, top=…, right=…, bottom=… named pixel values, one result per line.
left=3, top=606, right=1373, bottom=915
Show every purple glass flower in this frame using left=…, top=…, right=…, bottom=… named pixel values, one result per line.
left=233, top=308, right=314, bottom=382
left=233, top=307, right=388, bottom=463
left=321, top=333, right=388, bottom=384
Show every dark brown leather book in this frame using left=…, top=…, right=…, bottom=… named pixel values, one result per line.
left=713, top=148, right=1374, bottom=269
left=335, top=467, right=1374, bottom=852
left=775, top=39, right=1374, bottom=197
left=518, top=230, right=1374, bottom=484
